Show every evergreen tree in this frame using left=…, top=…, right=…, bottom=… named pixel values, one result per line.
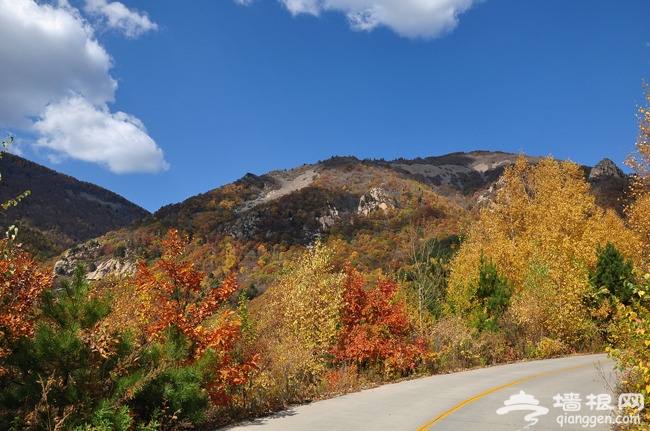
left=473, top=255, right=513, bottom=332
left=2, top=264, right=134, bottom=431
left=590, top=242, right=635, bottom=306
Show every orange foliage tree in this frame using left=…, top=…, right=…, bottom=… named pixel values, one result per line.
left=0, top=240, right=52, bottom=376
left=0, top=136, right=42, bottom=374
left=132, top=229, right=257, bottom=406
left=332, top=266, right=426, bottom=375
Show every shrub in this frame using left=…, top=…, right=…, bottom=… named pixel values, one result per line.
left=608, top=276, right=650, bottom=429
left=0, top=264, right=131, bottom=430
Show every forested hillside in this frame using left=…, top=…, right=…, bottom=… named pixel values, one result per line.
left=0, top=152, right=150, bottom=260
left=55, top=152, right=524, bottom=284
left=53, top=151, right=627, bottom=288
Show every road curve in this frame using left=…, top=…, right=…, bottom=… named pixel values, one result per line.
left=220, top=354, right=620, bottom=431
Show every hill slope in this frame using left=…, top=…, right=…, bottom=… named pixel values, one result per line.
left=50, top=151, right=629, bottom=290
left=51, top=151, right=532, bottom=282
left=0, top=153, right=150, bottom=259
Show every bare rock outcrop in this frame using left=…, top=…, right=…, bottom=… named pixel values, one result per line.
left=53, top=242, right=103, bottom=276
left=225, top=212, right=262, bottom=239
left=357, top=188, right=394, bottom=216
left=86, top=258, right=136, bottom=280
left=317, top=205, right=339, bottom=229
left=236, top=168, right=319, bottom=213
left=53, top=241, right=136, bottom=280
left=589, top=158, right=625, bottom=181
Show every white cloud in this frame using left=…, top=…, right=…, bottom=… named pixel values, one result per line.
left=83, top=0, right=158, bottom=38
left=281, top=0, right=321, bottom=15
left=0, top=0, right=115, bottom=127
left=254, top=0, right=480, bottom=39
left=34, top=95, right=169, bottom=174
left=0, top=0, right=168, bottom=173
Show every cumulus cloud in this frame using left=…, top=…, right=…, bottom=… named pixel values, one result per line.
left=83, top=0, right=158, bottom=38
left=0, top=0, right=115, bottom=127
left=34, top=96, right=168, bottom=174
left=0, top=0, right=168, bottom=173
left=252, top=0, right=480, bottom=39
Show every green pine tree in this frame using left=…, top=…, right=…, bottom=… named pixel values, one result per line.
left=2, top=264, right=134, bottom=431
left=590, top=242, right=635, bottom=306
left=473, top=254, right=514, bottom=332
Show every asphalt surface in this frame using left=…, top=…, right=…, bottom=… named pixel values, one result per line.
left=221, top=354, right=629, bottom=431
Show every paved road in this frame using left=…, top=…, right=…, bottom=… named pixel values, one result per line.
left=221, top=354, right=626, bottom=431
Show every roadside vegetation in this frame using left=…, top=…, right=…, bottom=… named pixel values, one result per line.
left=1, top=86, right=650, bottom=430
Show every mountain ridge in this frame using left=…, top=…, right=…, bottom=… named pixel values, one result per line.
left=47, top=150, right=629, bottom=288
left=0, top=152, right=150, bottom=259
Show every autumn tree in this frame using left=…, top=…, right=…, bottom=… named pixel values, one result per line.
left=250, top=241, right=343, bottom=404
left=332, top=266, right=425, bottom=376
left=607, top=82, right=650, bottom=429
left=0, top=264, right=135, bottom=431
left=607, top=280, right=650, bottom=429
left=625, top=81, right=650, bottom=261
left=0, top=136, right=37, bottom=362
left=0, top=240, right=52, bottom=378
left=446, top=156, right=639, bottom=351
left=0, top=137, right=59, bottom=428
left=129, top=229, right=256, bottom=423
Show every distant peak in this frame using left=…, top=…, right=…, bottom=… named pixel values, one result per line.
left=589, top=158, right=625, bottom=180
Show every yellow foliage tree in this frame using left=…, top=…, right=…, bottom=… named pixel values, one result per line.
left=626, top=81, right=650, bottom=261
left=446, top=156, right=639, bottom=350
left=611, top=82, right=650, bottom=429
left=607, top=281, right=650, bottom=428
left=251, top=241, right=344, bottom=402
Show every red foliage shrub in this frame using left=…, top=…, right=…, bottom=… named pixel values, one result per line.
left=332, top=265, right=425, bottom=375
left=133, top=229, right=257, bottom=405
left=0, top=241, right=52, bottom=375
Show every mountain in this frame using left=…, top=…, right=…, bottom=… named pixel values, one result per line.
left=585, top=158, right=630, bottom=215
left=50, top=150, right=630, bottom=293
left=146, top=151, right=520, bottom=247
left=0, top=153, right=150, bottom=260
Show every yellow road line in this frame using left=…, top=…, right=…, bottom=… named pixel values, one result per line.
left=415, top=360, right=614, bottom=431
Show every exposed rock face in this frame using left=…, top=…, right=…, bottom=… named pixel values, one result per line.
left=357, top=188, right=394, bottom=216
left=589, top=158, right=625, bottom=180
left=225, top=212, right=262, bottom=239
left=53, top=242, right=103, bottom=276
left=237, top=168, right=319, bottom=213
left=476, top=184, right=496, bottom=205
left=390, top=151, right=541, bottom=192
left=53, top=241, right=136, bottom=280
left=86, top=258, right=136, bottom=280
left=317, top=205, right=339, bottom=229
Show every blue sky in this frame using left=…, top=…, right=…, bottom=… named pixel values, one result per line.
left=1, top=0, right=649, bottom=212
